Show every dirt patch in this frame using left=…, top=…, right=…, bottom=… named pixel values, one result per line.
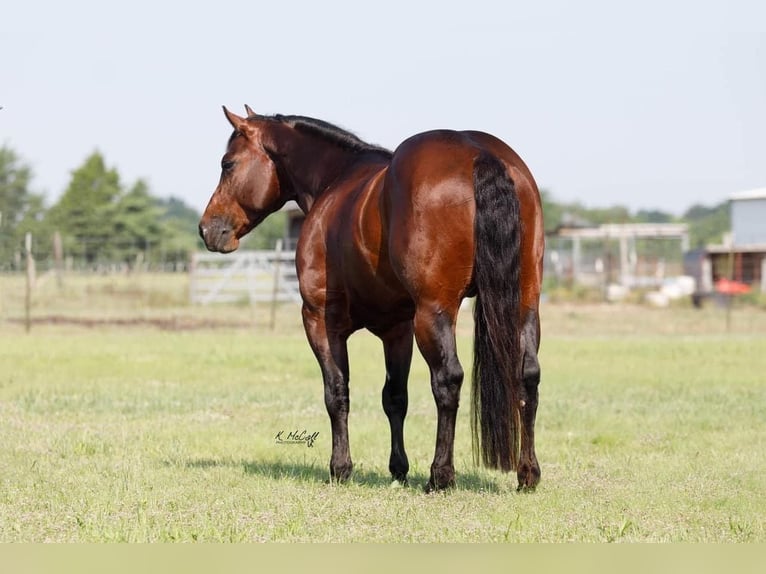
left=6, top=315, right=254, bottom=331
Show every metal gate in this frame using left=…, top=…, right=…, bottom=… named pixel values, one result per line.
left=189, top=246, right=301, bottom=305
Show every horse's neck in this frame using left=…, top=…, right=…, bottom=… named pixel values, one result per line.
left=281, top=143, right=359, bottom=214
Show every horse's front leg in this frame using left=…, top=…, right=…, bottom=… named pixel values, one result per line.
left=302, top=304, right=353, bottom=482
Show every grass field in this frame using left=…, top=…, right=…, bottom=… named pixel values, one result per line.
left=0, top=273, right=764, bottom=542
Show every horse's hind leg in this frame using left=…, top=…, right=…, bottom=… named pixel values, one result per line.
left=518, top=308, right=542, bottom=490
left=380, top=321, right=414, bottom=484
left=414, top=303, right=464, bottom=492
left=302, top=304, right=353, bottom=482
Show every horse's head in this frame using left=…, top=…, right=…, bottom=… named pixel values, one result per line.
left=199, top=106, right=284, bottom=253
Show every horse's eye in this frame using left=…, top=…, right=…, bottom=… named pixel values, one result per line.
left=221, top=159, right=235, bottom=172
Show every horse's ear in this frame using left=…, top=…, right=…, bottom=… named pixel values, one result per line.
left=244, top=104, right=256, bottom=117
left=222, top=106, right=247, bottom=131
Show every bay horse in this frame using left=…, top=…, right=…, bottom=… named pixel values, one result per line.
left=199, top=106, right=544, bottom=491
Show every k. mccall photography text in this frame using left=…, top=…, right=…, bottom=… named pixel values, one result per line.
left=274, top=429, right=319, bottom=448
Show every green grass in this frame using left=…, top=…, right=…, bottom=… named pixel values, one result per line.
left=0, top=273, right=765, bottom=541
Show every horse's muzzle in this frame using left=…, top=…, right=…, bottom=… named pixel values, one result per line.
left=198, top=218, right=239, bottom=253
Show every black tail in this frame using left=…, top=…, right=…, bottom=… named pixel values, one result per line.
left=470, top=150, right=522, bottom=472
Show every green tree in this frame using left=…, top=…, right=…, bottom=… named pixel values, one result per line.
left=635, top=209, right=675, bottom=223
left=540, top=189, right=564, bottom=232
left=47, top=152, right=205, bottom=268
left=112, top=179, right=163, bottom=265
left=46, top=151, right=121, bottom=264
left=683, top=201, right=729, bottom=248
left=0, top=146, right=47, bottom=269
left=585, top=205, right=633, bottom=225
left=157, top=196, right=201, bottom=229
left=240, top=210, right=287, bottom=249
left=155, top=196, right=203, bottom=267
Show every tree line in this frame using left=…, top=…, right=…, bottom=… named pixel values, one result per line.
left=0, top=144, right=728, bottom=271
left=0, top=146, right=206, bottom=271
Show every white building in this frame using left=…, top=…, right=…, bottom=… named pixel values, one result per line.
left=706, top=188, right=766, bottom=293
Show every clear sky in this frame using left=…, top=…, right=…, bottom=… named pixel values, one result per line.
left=2, top=0, right=764, bottom=215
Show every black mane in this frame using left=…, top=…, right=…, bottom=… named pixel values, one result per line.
left=266, top=114, right=393, bottom=158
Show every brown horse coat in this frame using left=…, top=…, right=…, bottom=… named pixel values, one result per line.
left=200, top=108, right=544, bottom=490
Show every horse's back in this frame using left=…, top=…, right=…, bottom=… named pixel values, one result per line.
left=384, top=129, right=543, bottom=310
left=386, top=129, right=538, bottom=217
left=298, top=129, right=543, bottom=330
left=384, top=131, right=484, bottom=306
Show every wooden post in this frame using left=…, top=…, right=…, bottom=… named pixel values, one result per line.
left=188, top=252, right=197, bottom=304
left=618, top=235, right=629, bottom=287
left=0, top=212, right=3, bottom=315
left=269, top=239, right=283, bottom=331
left=53, top=231, right=64, bottom=289
left=25, top=232, right=35, bottom=333
left=726, top=240, right=734, bottom=333
left=134, top=251, right=145, bottom=274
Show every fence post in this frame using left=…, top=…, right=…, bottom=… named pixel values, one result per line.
left=53, top=231, right=64, bottom=289
left=25, top=232, right=35, bottom=333
left=0, top=212, right=3, bottom=315
left=188, top=252, right=197, bottom=304
left=726, top=240, right=734, bottom=332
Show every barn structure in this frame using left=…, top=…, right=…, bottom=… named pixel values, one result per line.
left=703, top=188, right=766, bottom=293
left=283, top=202, right=305, bottom=250
left=546, top=222, right=690, bottom=292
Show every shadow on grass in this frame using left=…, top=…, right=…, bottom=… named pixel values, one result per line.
left=180, top=457, right=509, bottom=493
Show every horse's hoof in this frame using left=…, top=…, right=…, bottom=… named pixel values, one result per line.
left=329, top=462, right=353, bottom=484
left=516, top=463, right=541, bottom=492
left=390, top=470, right=409, bottom=487
left=424, top=476, right=456, bottom=493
